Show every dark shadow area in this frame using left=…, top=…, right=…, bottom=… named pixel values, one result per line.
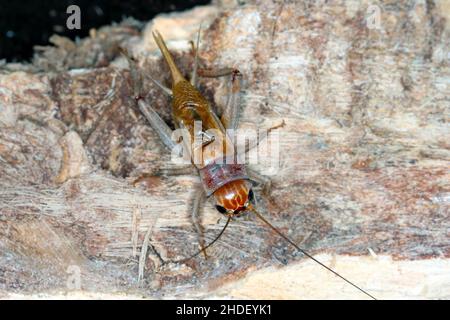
left=0, top=0, right=211, bottom=62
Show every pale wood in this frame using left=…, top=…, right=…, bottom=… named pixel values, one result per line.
left=0, top=1, right=449, bottom=299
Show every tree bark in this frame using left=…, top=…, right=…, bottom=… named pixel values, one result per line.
left=0, top=1, right=449, bottom=299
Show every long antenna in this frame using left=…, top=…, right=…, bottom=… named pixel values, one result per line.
left=248, top=205, right=377, bottom=300
left=173, top=216, right=232, bottom=264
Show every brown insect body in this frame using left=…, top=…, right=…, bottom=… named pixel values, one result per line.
left=127, top=30, right=376, bottom=299
left=153, top=31, right=251, bottom=215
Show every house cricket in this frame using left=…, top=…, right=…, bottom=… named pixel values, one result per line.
left=122, top=28, right=376, bottom=300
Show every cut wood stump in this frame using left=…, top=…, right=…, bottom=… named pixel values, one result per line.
left=0, top=1, right=449, bottom=299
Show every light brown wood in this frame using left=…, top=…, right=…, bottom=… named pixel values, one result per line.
left=0, top=1, right=449, bottom=299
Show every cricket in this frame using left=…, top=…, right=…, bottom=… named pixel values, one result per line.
left=122, top=28, right=376, bottom=300
left=3, top=0, right=445, bottom=303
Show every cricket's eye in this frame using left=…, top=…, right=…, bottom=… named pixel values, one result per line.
left=215, top=205, right=228, bottom=214
left=248, top=189, right=255, bottom=204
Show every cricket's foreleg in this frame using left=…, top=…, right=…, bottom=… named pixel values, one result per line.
left=191, top=187, right=209, bottom=259
left=247, top=167, right=272, bottom=196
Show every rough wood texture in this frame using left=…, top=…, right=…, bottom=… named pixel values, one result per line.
left=0, top=1, right=449, bottom=299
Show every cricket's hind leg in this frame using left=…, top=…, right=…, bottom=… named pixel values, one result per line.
left=196, top=64, right=284, bottom=142
left=121, top=48, right=178, bottom=153
left=145, top=74, right=173, bottom=97
left=198, top=67, right=243, bottom=131
left=123, top=49, right=172, bottom=96
left=188, top=28, right=242, bottom=130
left=190, top=25, right=202, bottom=87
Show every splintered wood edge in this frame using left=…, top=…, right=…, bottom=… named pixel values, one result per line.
left=1, top=255, right=449, bottom=299
left=207, top=254, right=450, bottom=300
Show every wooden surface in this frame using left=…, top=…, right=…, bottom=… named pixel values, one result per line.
left=0, top=1, right=449, bottom=299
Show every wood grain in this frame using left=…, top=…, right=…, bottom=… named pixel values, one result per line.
left=0, top=1, right=449, bottom=299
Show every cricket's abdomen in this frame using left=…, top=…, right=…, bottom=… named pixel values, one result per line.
left=172, top=80, right=235, bottom=169
left=172, top=80, right=222, bottom=132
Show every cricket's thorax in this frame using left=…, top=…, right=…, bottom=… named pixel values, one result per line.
left=198, top=158, right=248, bottom=196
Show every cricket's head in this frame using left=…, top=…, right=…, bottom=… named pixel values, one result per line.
left=213, top=180, right=255, bottom=217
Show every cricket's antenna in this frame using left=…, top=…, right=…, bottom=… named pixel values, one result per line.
left=175, top=216, right=232, bottom=263
left=247, top=205, right=377, bottom=300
